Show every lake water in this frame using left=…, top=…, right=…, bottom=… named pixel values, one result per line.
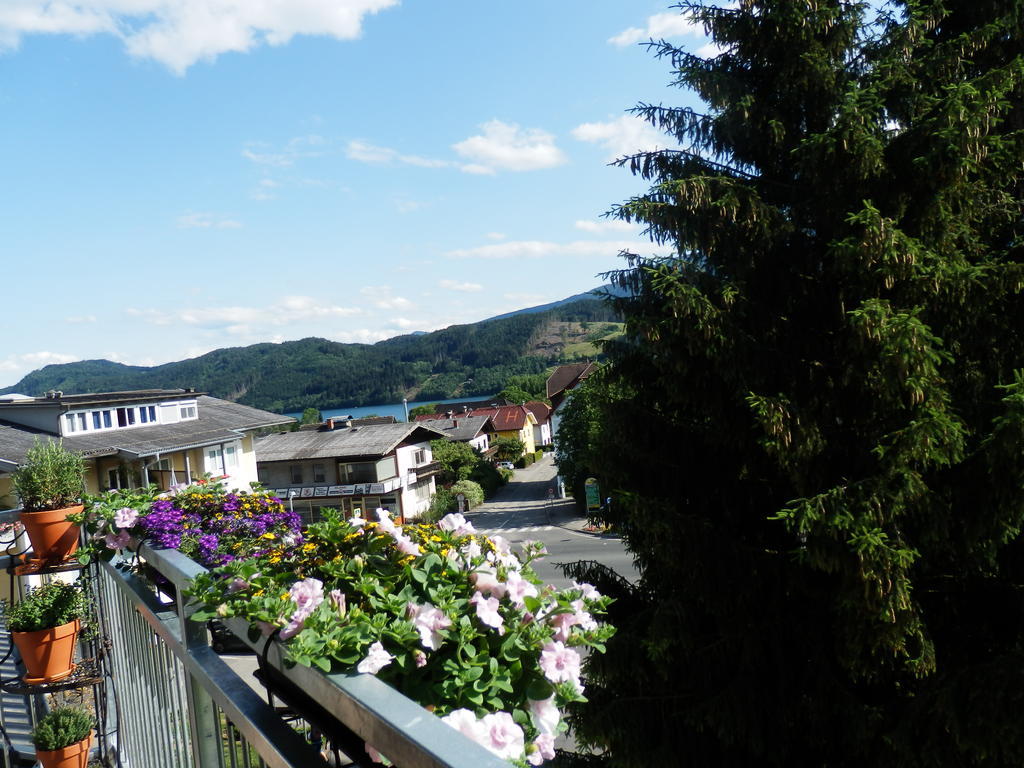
left=285, top=395, right=496, bottom=423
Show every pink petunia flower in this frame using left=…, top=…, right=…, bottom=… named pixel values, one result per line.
left=438, top=512, right=476, bottom=536
left=471, top=568, right=507, bottom=599
left=479, top=712, right=525, bottom=761
left=114, top=506, right=139, bottom=528
left=504, top=570, right=538, bottom=607
left=528, top=733, right=556, bottom=765
left=104, top=530, right=132, bottom=550
left=470, top=591, right=504, bottom=632
left=529, top=695, right=560, bottom=735
left=408, top=603, right=452, bottom=650
left=539, top=641, right=582, bottom=689
left=357, top=641, right=394, bottom=674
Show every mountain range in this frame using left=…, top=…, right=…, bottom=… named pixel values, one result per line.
left=1, top=290, right=620, bottom=413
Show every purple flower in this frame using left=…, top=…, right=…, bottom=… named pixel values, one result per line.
left=104, top=530, right=132, bottom=550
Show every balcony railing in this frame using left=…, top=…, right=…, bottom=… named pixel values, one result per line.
left=0, top=506, right=512, bottom=768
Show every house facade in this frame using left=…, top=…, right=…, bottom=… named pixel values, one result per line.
left=416, top=404, right=537, bottom=456
left=546, top=362, right=598, bottom=439
left=254, top=421, right=444, bottom=523
left=419, top=415, right=493, bottom=453
left=0, top=389, right=292, bottom=508
left=524, top=401, right=552, bottom=448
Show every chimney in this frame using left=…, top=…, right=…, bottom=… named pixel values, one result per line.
left=326, top=418, right=335, bottom=430
left=453, top=418, right=459, bottom=428
left=344, top=419, right=353, bottom=428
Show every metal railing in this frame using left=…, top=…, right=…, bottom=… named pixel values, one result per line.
left=100, top=543, right=512, bottom=768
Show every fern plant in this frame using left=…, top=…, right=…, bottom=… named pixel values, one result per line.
left=30, top=707, right=93, bottom=751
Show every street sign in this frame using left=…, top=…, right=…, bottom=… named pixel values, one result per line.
left=584, top=478, right=601, bottom=510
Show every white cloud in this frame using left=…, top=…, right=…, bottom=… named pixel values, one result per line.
left=177, top=212, right=242, bottom=229
left=452, top=120, right=566, bottom=174
left=439, top=279, right=483, bottom=293
left=65, top=314, right=97, bottom=324
left=331, top=328, right=395, bottom=344
left=242, top=135, right=327, bottom=167
left=0, top=1, right=400, bottom=74
left=609, top=11, right=702, bottom=47
left=575, top=219, right=639, bottom=234
left=572, top=114, right=668, bottom=159
left=346, top=140, right=448, bottom=169
left=359, top=286, right=414, bottom=310
left=126, top=296, right=362, bottom=330
left=0, top=351, right=79, bottom=384
left=446, top=239, right=654, bottom=261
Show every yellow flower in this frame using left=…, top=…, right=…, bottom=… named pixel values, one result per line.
left=280, top=593, right=289, bottom=600
left=261, top=533, right=276, bottom=540
left=302, top=543, right=316, bottom=552
left=269, top=555, right=281, bottom=563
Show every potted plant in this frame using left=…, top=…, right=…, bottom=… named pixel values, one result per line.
left=30, top=706, right=94, bottom=768
left=11, top=439, right=86, bottom=566
left=3, top=579, right=89, bottom=684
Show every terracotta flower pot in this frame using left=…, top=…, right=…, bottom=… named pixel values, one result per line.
left=19, top=505, right=83, bottom=566
left=12, top=619, right=80, bottom=684
left=36, top=732, right=92, bottom=768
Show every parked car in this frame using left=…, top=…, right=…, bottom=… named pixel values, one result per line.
left=497, top=461, right=515, bottom=470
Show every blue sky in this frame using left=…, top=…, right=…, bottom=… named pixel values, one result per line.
left=0, top=1, right=712, bottom=388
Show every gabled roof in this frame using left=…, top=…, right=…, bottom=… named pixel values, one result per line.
left=255, top=422, right=445, bottom=463
left=433, top=398, right=514, bottom=414
left=524, top=401, right=551, bottom=424
left=0, top=395, right=291, bottom=465
left=420, top=415, right=492, bottom=443
left=417, top=404, right=534, bottom=431
left=545, top=363, right=597, bottom=399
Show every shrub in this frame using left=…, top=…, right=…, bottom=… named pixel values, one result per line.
left=534, top=450, right=544, bottom=462
left=448, top=480, right=484, bottom=509
left=468, top=461, right=505, bottom=496
left=3, top=580, right=89, bottom=633
left=424, top=488, right=455, bottom=522
left=31, top=707, right=93, bottom=751
left=11, top=439, right=85, bottom=512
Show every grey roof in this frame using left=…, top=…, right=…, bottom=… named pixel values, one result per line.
left=421, top=415, right=492, bottom=443
left=0, top=422, right=50, bottom=471
left=0, top=389, right=204, bottom=409
left=0, top=395, right=291, bottom=465
left=255, top=422, right=445, bottom=463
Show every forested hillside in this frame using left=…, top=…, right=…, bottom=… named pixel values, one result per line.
left=2, top=297, right=617, bottom=413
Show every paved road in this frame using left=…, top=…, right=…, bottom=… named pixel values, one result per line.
left=467, top=455, right=637, bottom=589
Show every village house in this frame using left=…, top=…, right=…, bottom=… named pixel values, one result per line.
left=418, top=414, right=493, bottom=453
left=254, top=419, right=444, bottom=523
left=416, top=403, right=538, bottom=455
left=0, top=389, right=291, bottom=507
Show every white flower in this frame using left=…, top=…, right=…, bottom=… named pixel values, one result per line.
left=529, top=695, right=560, bottom=735
left=357, top=641, right=394, bottom=674
left=408, top=602, right=451, bottom=650
left=479, top=712, right=525, bottom=761
left=438, top=512, right=476, bottom=536
left=505, top=570, right=538, bottom=607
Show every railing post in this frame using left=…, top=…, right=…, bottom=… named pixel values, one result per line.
left=177, top=585, right=223, bottom=768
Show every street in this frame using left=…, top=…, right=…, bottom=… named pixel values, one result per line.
left=467, top=454, right=637, bottom=589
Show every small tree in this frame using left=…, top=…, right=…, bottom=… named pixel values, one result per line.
left=408, top=404, right=437, bottom=419
left=299, top=407, right=321, bottom=425
left=492, top=436, right=525, bottom=463
left=429, top=439, right=477, bottom=486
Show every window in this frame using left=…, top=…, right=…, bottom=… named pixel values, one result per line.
left=77, top=413, right=87, bottom=431
left=92, top=411, right=102, bottom=429
left=413, top=449, right=426, bottom=465
left=64, top=414, right=77, bottom=433
left=205, top=447, right=223, bottom=475
left=290, top=465, right=303, bottom=484
left=313, top=463, right=326, bottom=483
left=116, top=407, right=135, bottom=427
left=103, top=410, right=112, bottom=428
left=225, top=444, right=239, bottom=468
left=180, top=405, right=197, bottom=420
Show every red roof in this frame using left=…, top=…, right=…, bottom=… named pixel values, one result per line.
left=524, top=401, right=551, bottom=423
left=417, top=404, right=532, bottom=431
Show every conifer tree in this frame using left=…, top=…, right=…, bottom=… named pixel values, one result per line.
left=569, top=2, right=1024, bottom=765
